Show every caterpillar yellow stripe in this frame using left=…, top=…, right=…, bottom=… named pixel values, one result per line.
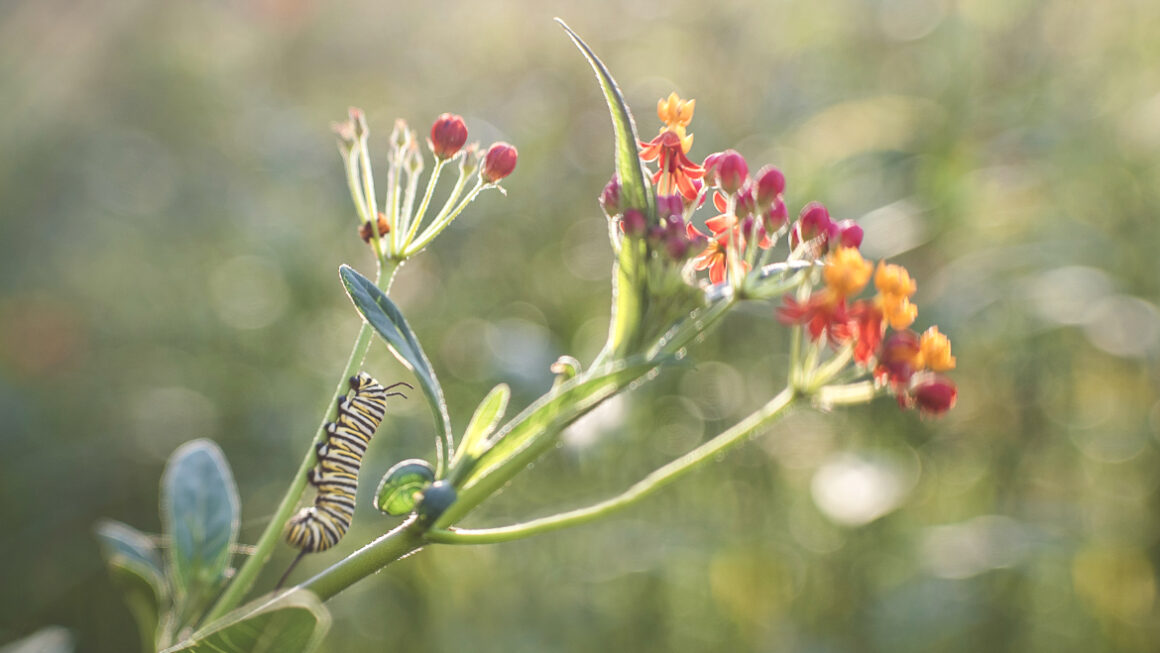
left=283, top=373, right=409, bottom=553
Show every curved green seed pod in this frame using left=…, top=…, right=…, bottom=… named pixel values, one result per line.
left=374, top=459, right=435, bottom=516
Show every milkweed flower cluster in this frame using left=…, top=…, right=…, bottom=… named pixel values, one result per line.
left=776, top=242, right=957, bottom=415
left=332, top=108, right=517, bottom=261
left=602, top=92, right=958, bottom=417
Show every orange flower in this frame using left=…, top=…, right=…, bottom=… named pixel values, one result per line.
left=656, top=92, right=695, bottom=151
left=777, top=290, right=853, bottom=345
left=919, top=326, right=956, bottom=371
left=874, top=261, right=916, bottom=298
left=824, top=247, right=873, bottom=299
left=879, top=294, right=918, bottom=330
left=687, top=223, right=747, bottom=284
left=873, top=261, right=918, bottom=329
left=640, top=93, right=704, bottom=201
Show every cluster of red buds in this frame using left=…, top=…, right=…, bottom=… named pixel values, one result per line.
left=601, top=177, right=706, bottom=265
left=333, top=109, right=517, bottom=259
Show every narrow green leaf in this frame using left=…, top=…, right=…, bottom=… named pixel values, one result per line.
left=558, top=20, right=653, bottom=356
left=454, top=383, right=510, bottom=465
left=557, top=19, right=654, bottom=218
left=160, top=439, right=240, bottom=606
left=339, top=264, right=451, bottom=442
left=463, top=359, right=658, bottom=489
left=374, top=459, right=435, bottom=516
left=162, top=589, right=330, bottom=653
left=95, top=519, right=165, bottom=585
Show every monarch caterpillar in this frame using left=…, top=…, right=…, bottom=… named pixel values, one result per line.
left=283, top=373, right=409, bottom=555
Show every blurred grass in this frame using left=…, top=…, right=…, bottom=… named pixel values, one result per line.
left=2, top=0, right=1159, bottom=650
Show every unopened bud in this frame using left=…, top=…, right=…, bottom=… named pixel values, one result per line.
left=702, top=152, right=723, bottom=187
left=391, top=119, right=410, bottom=150
left=331, top=119, right=357, bottom=148
left=665, top=231, right=692, bottom=260
left=764, top=199, right=788, bottom=232
left=754, top=165, right=786, bottom=209
left=600, top=174, right=622, bottom=217
left=656, top=193, right=683, bottom=223
left=621, top=209, right=647, bottom=238
left=908, top=373, right=958, bottom=417
left=406, top=138, right=424, bottom=175
left=481, top=142, right=518, bottom=183
left=734, top=186, right=756, bottom=219
left=429, top=113, right=468, bottom=160
left=791, top=201, right=836, bottom=251
left=459, top=143, right=480, bottom=176
left=835, top=219, right=863, bottom=249
left=349, top=107, right=368, bottom=139
left=714, top=149, right=748, bottom=194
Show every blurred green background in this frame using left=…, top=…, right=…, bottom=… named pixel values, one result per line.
left=3, top=0, right=1159, bottom=651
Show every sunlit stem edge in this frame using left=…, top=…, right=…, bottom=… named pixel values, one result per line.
left=402, top=158, right=449, bottom=247
left=425, top=386, right=796, bottom=545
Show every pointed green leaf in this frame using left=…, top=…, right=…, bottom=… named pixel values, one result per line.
left=557, top=19, right=654, bottom=218
left=162, top=589, right=330, bottom=653
left=558, top=20, right=653, bottom=356
left=0, top=627, right=74, bottom=653
left=454, top=383, right=510, bottom=465
left=339, top=265, right=451, bottom=443
left=374, top=459, right=435, bottom=516
left=95, top=519, right=165, bottom=585
left=160, top=439, right=240, bottom=606
left=463, top=359, right=659, bottom=490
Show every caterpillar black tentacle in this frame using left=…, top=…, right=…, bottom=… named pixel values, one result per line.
left=282, top=373, right=411, bottom=554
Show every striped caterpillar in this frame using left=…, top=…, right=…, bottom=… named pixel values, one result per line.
left=283, top=373, right=409, bottom=554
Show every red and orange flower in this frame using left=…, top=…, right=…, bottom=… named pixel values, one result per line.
left=639, top=93, right=704, bottom=202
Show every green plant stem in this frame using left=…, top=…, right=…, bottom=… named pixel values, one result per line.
left=806, top=344, right=853, bottom=392
left=426, top=386, right=797, bottom=544
left=300, top=517, right=427, bottom=602
left=402, top=158, right=447, bottom=247
left=292, top=266, right=808, bottom=601
left=203, top=259, right=403, bottom=623
left=404, top=179, right=485, bottom=256
left=343, top=148, right=371, bottom=225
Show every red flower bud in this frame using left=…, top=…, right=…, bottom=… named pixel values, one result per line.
left=701, top=152, right=723, bottom=187
left=764, top=198, right=789, bottom=232
left=665, top=231, right=693, bottom=260
left=430, top=113, right=468, bottom=160
left=734, top=185, right=756, bottom=219
left=754, top=165, right=786, bottom=209
left=908, top=373, right=958, bottom=417
left=876, top=329, right=922, bottom=386
left=601, top=175, right=622, bottom=216
left=481, top=142, right=518, bottom=183
left=713, top=149, right=749, bottom=194
left=657, top=193, right=684, bottom=222
left=791, top=201, right=835, bottom=250
left=835, top=219, right=864, bottom=249
left=621, top=209, right=647, bottom=238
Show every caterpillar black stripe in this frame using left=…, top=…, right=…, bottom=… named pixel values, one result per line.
left=283, top=373, right=409, bottom=553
